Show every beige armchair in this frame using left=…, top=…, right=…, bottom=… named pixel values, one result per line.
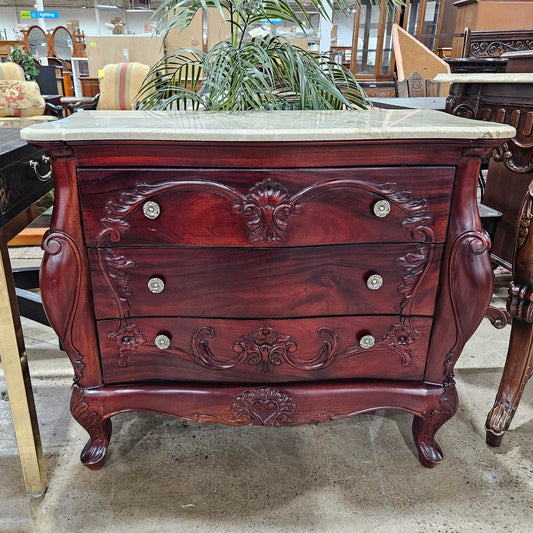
left=0, top=62, right=61, bottom=127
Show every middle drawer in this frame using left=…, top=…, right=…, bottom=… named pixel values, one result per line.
left=88, top=244, right=443, bottom=320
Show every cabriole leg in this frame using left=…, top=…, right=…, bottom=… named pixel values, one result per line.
left=70, top=385, right=112, bottom=470
left=412, top=381, right=458, bottom=468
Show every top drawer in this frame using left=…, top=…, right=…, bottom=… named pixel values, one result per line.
left=79, top=167, right=455, bottom=247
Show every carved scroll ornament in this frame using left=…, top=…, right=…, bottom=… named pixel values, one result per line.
left=492, top=143, right=533, bottom=174
left=42, top=231, right=86, bottom=383
left=98, top=177, right=435, bottom=248
left=470, top=39, right=533, bottom=58
left=112, top=321, right=418, bottom=372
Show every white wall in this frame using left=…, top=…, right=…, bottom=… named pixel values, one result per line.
left=0, top=7, right=155, bottom=38
left=334, top=14, right=354, bottom=48
left=0, top=7, right=20, bottom=40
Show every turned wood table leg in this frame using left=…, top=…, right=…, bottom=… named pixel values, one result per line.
left=486, top=180, right=533, bottom=446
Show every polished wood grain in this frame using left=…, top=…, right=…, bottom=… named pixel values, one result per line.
left=79, top=167, right=455, bottom=247
left=88, top=244, right=443, bottom=319
left=97, top=315, right=432, bottom=384
left=54, top=139, right=475, bottom=168
left=34, top=137, right=502, bottom=470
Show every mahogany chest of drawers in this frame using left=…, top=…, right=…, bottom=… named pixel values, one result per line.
left=22, top=110, right=514, bottom=469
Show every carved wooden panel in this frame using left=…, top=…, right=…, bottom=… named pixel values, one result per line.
left=97, top=315, right=433, bottom=384
left=470, top=39, right=533, bottom=57
left=88, top=243, right=444, bottom=320
left=78, top=167, right=454, bottom=247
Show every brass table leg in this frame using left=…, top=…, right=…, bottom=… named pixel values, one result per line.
left=0, top=244, right=47, bottom=495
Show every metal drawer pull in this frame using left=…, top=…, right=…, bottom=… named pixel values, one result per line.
left=367, top=274, right=383, bottom=290
left=373, top=200, right=391, bottom=218
left=155, top=334, right=171, bottom=350
left=360, top=335, right=375, bottom=349
left=148, top=277, right=165, bottom=294
left=143, top=200, right=160, bottom=220
left=29, top=155, right=52, bottom=181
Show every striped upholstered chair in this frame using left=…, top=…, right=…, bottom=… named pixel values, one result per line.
left=67, top=62, right=150, bottom=112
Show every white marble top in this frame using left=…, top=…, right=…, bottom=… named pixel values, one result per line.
left=20, top=109, right=515, bottom=142
left=434, top=73, right=533, bottom=84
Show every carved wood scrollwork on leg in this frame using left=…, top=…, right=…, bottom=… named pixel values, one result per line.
left=420, top=225, right=491, bottom=464
left=486, top=180, right=533, bottom=445
left=492, top=142, right=533, bottom=174
left=41, top=231, right=86, bottom=383
left=412, top=380, right=458, bottom=468
left=70, top=385, right=112, bottom=470
left=484, top=305, right=511, bottom=329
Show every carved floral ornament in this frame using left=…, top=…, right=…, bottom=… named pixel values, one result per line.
left=111, top=322, right=418, bottom=372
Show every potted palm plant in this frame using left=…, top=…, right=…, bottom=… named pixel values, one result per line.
left=138, top=0, right=401, bottom=111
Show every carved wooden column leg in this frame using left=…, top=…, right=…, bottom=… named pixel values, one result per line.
left=486, top=180, right=533, bottom=446
left=70, top=385, right=112, bottom=470
left=486, top=311, right=533, bottom=446
left=412, top=381, right=458, bottom=468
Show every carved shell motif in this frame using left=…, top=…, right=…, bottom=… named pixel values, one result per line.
left=233, top=179, right=302, bottom=243
left=231, top=388, right=297, bottom=426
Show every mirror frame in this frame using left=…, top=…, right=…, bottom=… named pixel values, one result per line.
left=23, top=25, right=49, bottom=58
left=50, top=26, right=73, bottom=59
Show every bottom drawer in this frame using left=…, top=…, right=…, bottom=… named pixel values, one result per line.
left=98, top=316, right=432, bottom=384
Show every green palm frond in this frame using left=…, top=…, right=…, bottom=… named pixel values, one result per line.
left=140, top=0, right=403, bottom=111
left=138, top=38, right=371, bottom=111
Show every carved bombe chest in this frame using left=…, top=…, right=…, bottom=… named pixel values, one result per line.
left=22, top=110, right=514, bottom=470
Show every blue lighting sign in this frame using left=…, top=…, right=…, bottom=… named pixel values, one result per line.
left=31, top=10, right=59, bottom=19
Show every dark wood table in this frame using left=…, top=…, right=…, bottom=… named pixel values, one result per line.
left=444, top=51, right=533, bottom=446
left=0, top=128, right=54, bottom=495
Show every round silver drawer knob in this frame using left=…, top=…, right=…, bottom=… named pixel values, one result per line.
left=148, top=277, right=165, bottom=294
left=373, top=200, right=391, bottom=218
left=155, top=334, right=171, bottom=350
left=360, top=335, right=375, bottom=350
left=143, top=200, right=160, bottom=220
left=367, top=274, right=383, bottom=290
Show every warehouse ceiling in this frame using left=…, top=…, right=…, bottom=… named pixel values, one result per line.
left=0, top=1, right=164, bottom=8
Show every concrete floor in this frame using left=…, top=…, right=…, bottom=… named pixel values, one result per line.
left=1, top=248, right=532, bottom=532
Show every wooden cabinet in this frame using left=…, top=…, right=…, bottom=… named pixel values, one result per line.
left=79, top=77, right=99, bottom=97
left=22, top=110, right=512, bottom=471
